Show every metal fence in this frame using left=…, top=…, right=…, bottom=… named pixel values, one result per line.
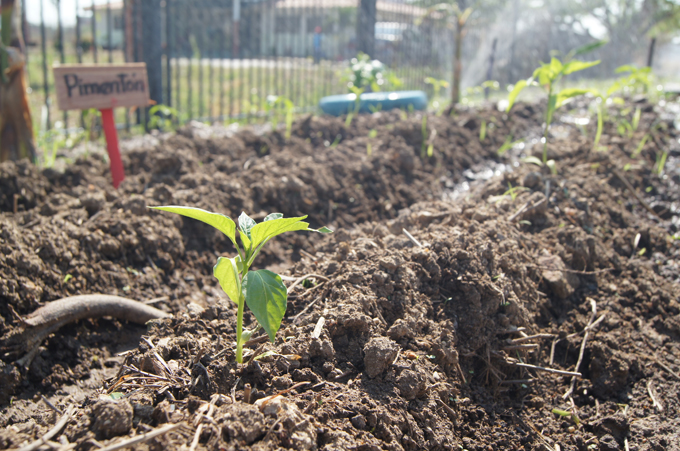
left=25, top=0, right=452, bottom=132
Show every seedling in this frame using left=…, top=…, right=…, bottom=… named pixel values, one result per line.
left=497, top=135, right=523, bottom=156
left=150, top=207, right=332, bottom=363
left=266, top=96, right=295, bottom=140
left=654, top=150, right=668, bottom=176
left=148, top=104, right=179, bottom=132
left=479, top=119, right=487, bottom=141
left=521, top=156, right=558, bottom=175
left=367, top=129, right=377, bottom=156
left=499, top=183, right=529, bottom=203
left=552, top=408, right=580, bottom=425
left=425, top=76, right=450, bottom=113
left=506, top=57, right=600, bottom=162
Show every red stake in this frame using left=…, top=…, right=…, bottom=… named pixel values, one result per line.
left=100, top=108, right=125, bottom=189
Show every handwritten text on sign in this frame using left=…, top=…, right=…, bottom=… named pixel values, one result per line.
left=53, top=63, right=150, bottom=111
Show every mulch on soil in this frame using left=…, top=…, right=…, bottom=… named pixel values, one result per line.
left=1, top=102, right=679, bottom=450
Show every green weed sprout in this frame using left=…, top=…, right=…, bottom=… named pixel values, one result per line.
left=150, top=207, right=332, bottom=363
left=506, top=57, right=600, bottom=163
left=148, top=104, right=179, bottom=132
left=425, top=76, right=449, bottom=113
left=266, top=96, right=295, bottom=140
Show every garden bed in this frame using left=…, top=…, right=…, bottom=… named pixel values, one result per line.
left=1, top=101, right=679, bottom=450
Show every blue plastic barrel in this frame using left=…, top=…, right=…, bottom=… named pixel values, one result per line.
left=319, top=90, right=428, bottom=116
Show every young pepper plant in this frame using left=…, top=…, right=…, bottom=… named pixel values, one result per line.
left=506, top=57, right=600, bottom=163
left=150, top=207, right=332, bottom=363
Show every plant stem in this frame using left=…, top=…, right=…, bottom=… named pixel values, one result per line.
left=235, top=292, right=245, bottom=363
left=542, top=84, right=553, bottom=163
left=593, top=103, right=603, bottom=152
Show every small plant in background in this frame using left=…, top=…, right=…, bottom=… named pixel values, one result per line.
left=36, top=128, right=87, bottom=168
left=425, top=76, right=450, bottom=112
left=147, top=104, right=179, bottom=133
left=612, top=65, right=657, bottom=95
left=367, top=128, right=377, bottom=156
left=464, top=80, right=500, bottom=100
left=151, top=207, right=332, bottom=363
left=266, top=96, right=295, bottom=140
left=495, top=183, right=529, bottom=203
left=421, top=115, right=435, bottom=158
left=496, top=135, right=524, bottom=156
left=346, top=53, right=402, bottom=93
left=506, top=56, right=600, bottom=163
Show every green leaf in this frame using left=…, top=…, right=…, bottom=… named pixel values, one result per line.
left=151, top=206, right=237, bottom=246
left=521, top=156, right=544, bottom=167
left=546, top=159, right=558, bottom=175
left=238, top=212, right=257, bottom=250
left=214, top=256, right=242, bottom=304
left=562, top=59, right=600, bottom=75
left=243, top=269, right=288, bottom=342
left=313, top=226, right=333, bottom=233
left=250, top=215, right=310, bottom=250
left=571, top=40, right=607, bottom=57
left=615, top=64, right=636, bottom=74
left=549, top=57, right=563, bottom=75
left=238, top=212, right=257, bottom=238
left=264, top=213, right=284, bottom=222
left=506, top=79, right=528, bottom=113
left=555, top=88, right=594, bottom=108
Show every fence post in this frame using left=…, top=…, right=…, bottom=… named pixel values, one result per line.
left=646, top=37, right=656, bottom=68
left=357, top=0, right=376, bottom=57
left=141, top=0, right=163, bottom=117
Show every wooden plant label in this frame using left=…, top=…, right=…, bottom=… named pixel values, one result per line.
left=53, top=63, right=150, bottom=111
left=52, top=63, right=151, bottom=189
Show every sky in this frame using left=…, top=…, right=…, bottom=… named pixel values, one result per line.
left=26, top=0, right=107, bottom=27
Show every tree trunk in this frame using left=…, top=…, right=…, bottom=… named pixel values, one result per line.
left=357, top=0, right=377, bottom=57
left=0, top=0, right=36, bottom=163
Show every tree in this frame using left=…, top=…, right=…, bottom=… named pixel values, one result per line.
left=547, top=0, right=680, bottom=71
left=419, top=2, right=473, bottom=105
left=0, top=0, right=35, bottom=162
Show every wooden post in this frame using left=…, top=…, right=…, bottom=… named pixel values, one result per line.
left=141, top=0, right=162, bottom=110
left=647, top=37, right=656, bottom=68
left=484, top=38, right=497, bottom=100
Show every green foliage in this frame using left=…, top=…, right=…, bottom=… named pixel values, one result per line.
left=266, top=96, right=295, bottom=140
left=150, top=206, right=332, bottom=362
left=496, top=135, right=523, bottom=156
left=464, top=80, right=500, bottom=97
left=147, top=104, right=179, bottom=132
left=521, top=155, right=558, bottom=175
left=425, top=77, right=449, bottom=98
left=36, top=128, right=87, bottom=168
left=506, top=56, right=600, bottom=162
left=498, top=183, right=529, bottom=203
left=346, top=53, right=402, bottom=92
left=612, top=65, right=656, bottom=95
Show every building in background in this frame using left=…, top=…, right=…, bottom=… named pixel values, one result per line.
left=86, top=1, right=124, bottom=50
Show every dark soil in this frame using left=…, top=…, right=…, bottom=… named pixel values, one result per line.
left=1, top=102, right=679, bottom=451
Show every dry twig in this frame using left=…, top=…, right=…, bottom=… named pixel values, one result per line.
left=98, top=423, right=183, bottom=451
left=646, top=379, right=664, bottom=412
left=563, top=299, right=598, bottom=399
left=16, top=405, right=75, bottom=451
left=507, top=361, right=582, bottom=377
left=612, top=169, right=659, bottom=218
